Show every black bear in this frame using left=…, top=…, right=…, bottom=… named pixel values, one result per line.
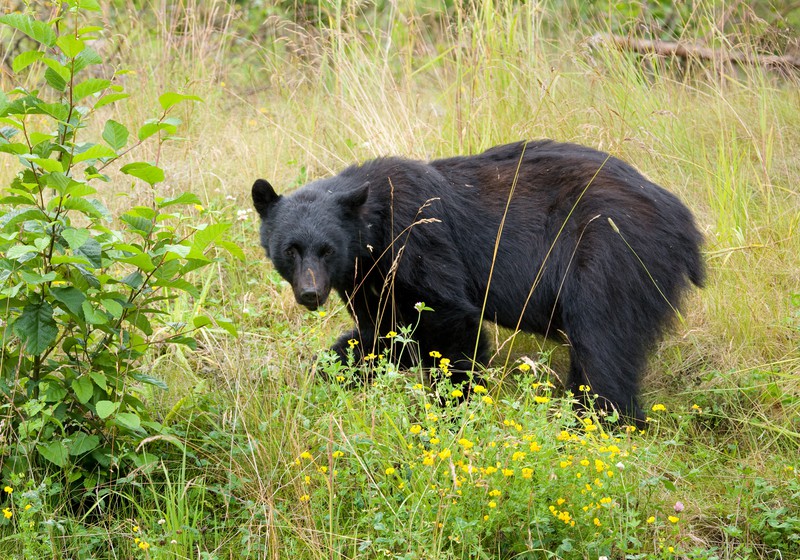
left=252, top=140, right=704, bottom=423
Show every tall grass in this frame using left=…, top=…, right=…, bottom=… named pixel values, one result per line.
left=1, top=0, right=799, bottom=558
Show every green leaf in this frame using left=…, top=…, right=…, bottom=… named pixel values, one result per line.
left=37, top=101, right=70, bottom=121
left=73, top=46, right=102, bottom=73
left=72, top=376, right=94, bottom=404
left=20, top=270, right=57, bottom=285
left=121, top=252, right=155, bottom=272
left=72, top=143, right=116, bottom=164
left=75, top=237, right=103, bottom=269
left=5, top=244, right=39, bottom=260
left=158, top=92, right=203, bottom=111
left=12, top=50, right=44, bottom=73
left=46, top=171, right=71, bottom=191
left=90, top=371, right=107, bottom=391
left=56, top=35, right=85, bottom=58
left=157, top=191, right=201, bottom=208
left=63, top=197, right=104, bottom=220
left=69, top=433, right=100, bottom=456
left=43, top=68, right=67, bottom=92
left=0, top=14, right=56, bottom=47
left=115, top=412, right=142, bottom=432
left=94, top=92, right=130, bottom=109
left=73, top=78, right=111, bottom=102
left=25, top=156, right=64, bottom=173
left=42, top=57, right=70, bottom=79
left=120, top=162, right=164, bottom=185
left=81, top=300, right=107, bottom=325
left=37, top=441, right=68, bottom=467
left=62, top=227, right=90, bottom=250
left=127, top=310, right=153, bottom=336
left=100, top=298, right=124, bottom=319
left=51, top=286, right=86, bottom=318
left=13, top=301, right=58, bottom=355
left=217, top=240, right=246, bottom=261
left=95, top=400, right=117, bottom=419
left=162, top=243, right=191, bottom=258
left=51, top=254, right=91, bottom=266
left=0, top=207, right=44, bottom=232
left=68, top=0, right=102, bottom=11
left=120, top=213, right=153, bottom=236
left=102, top=120, right=128, bottom=151
left=0, top=142, right=29, bottom=155
left=137, top=121, right=168, bottom=141
left=188, top=222, right=231, bottom=258
left=215, top=316, right=238, bottom=337
left=41, top=380, right=67, bottom=402
left=131, top=372, right=168, bottom=390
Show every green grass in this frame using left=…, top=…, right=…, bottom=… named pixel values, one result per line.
left=1, top=1, right=799, bottom=558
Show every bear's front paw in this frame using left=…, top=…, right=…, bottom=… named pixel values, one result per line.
left=330, top=329, right=362, bottom=364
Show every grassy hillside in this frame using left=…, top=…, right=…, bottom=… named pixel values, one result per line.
left=1, top=1, right=798, bottom=558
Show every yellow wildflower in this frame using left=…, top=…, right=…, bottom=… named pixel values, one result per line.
left=522, top=468, right=533, bottom=479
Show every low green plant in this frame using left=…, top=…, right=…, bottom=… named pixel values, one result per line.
left=265, top=338, right=694, bottom=559
left=0, top=0, right=238, bottom=514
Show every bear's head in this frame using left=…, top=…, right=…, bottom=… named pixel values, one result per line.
left=251, top=178, right=368, bottom=310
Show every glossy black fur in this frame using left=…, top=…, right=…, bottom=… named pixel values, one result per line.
left=252, top=140, right=705, bottom=423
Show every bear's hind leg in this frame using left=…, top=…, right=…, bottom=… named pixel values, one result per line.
left=562, top=304, right=648, bottom=426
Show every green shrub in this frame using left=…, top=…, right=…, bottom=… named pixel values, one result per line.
left=0, top=0, right=237, bottom=506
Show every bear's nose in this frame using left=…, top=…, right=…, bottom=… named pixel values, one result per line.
left=298, top=290, right=320, bottom=310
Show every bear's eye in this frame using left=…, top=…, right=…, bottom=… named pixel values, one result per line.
left=284, top=246, right=298, bottom=258
left=321, top=246, right=335, bottom=258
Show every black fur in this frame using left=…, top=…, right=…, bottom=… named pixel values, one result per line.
left=252, top=140, right=705, bottom=424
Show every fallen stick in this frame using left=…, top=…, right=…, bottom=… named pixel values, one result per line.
left=593, top=33, right=800, bottom=72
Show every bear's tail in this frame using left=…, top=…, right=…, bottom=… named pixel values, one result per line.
left=685, top=230, right=706, bottom=288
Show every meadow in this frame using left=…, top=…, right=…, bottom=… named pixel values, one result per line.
left=0, top=1, right=798, bottom=558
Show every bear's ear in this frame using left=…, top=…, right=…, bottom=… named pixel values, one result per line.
left=339, top=182, right=369, bottom=213
left=252, top=179, right=281, bottom=218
